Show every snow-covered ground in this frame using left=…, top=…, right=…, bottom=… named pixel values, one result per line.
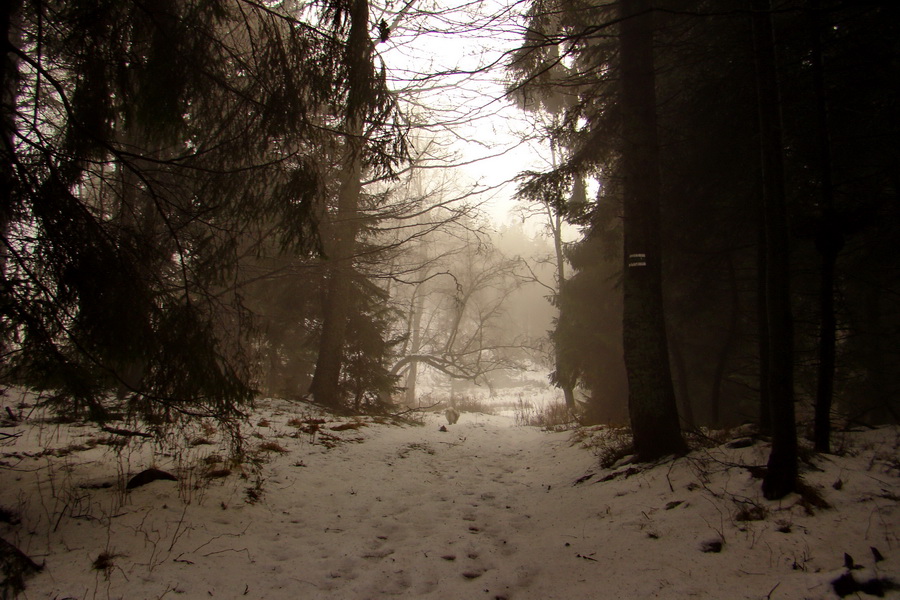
left=1, top=389, right=898, bottom=599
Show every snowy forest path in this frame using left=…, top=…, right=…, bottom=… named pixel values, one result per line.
left=265, top=410, right=597, bottom=599
left=9, top=398, right=897, bottom=599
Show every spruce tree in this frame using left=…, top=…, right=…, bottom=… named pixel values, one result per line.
left=1, top=1, right=403, bottom=423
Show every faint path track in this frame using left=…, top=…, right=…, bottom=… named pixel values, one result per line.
left=272, top=411, right=595, bottom=600
left=15, top=398, right=876, bottom=600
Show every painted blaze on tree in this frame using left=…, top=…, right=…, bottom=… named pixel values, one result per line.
left=619, top=0, right=686, bottom=460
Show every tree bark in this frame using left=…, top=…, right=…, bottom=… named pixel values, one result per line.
left=861, top=285, right=891, bottom=424
left=809, top=0, right=840, bottom=454
left=751, top=0, right=797, bottom=500
left=309, top=0, right=371, bottom=408
left=544, top=137, right=577, bottom=412
left=619, top=0, right=686, bottom=461
left=0, top=0, right=15, bottom=390
left=309, top=152, right=363, bottom=407
left=1, top=1, right=22, bottom=273
left=710, top=254, right=740, bottom=427
left=757, top=196, right=772, bottom=436
left=404, top=291, right=424, bottom=405
left=669, top=331, right=695, bottom=430
left=551, top=197, right=576, bottom=411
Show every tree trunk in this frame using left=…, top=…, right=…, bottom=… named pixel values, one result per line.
left=751, top=0, right=797, bottom=500
left=809, top=0, right=840, bottom=454
left=710, top=254, right=740, bottom=427
left=619, top=0, right=686, bottom=461
left=1, top=2, right=22, bottom=276
left=309, top=155, right=362, bottom=408
left=545, top=135, right=577, bottom=412
left=861, top=286, right=892, bottom=424
left=757, top=198, right=772, bottom=436
left=309, top=0, right=370, bottom=408
left=551, top=200, right=576, bottom=411
left=404, top=291, right=424, bottom=405
left=669, top=331, right=695, bottom=430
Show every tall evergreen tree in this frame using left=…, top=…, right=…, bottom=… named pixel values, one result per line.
left=618, top=0, right=686, bottom=459
left=509, top=0, right=629, bottom=425
left=509, top=0, right=685, bottom=452
left=309, top=0, right=407, bottom=408
left=1, top=1, right=403, bottom=422
left=807, top=0, right=839, bottom=454
left=750, top=0, right=797, bottom=499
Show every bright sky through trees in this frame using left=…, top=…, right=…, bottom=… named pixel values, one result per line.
left=377, top=0, right=549, bottom=225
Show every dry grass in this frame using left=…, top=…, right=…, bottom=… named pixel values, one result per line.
left=257, top=441, right=288, bottom=453
left=514, top=399, right=577, bottom=431
left=92, top=551, right=121, bottom=577
left=451, top=395, right=495, bottom=415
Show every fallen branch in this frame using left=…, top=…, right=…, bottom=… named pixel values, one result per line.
left=597, top=466, right=641, bottom=482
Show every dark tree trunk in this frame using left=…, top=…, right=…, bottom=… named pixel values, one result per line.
left=757, top=202, right=772, bottom=436
left=710, top=254, right=740, bottom=427
left=814, top=242, right=837, bottom=450
left=809, top=0, right=840, bottom=454
left=404, top=292, right=424, bottom=405
left=751, top=0, right=797, bottom=500
left=669, top=332, right=695, bottom=430
left=551, top=199, right=576, bottom=411
left=1, top=2, right=22, bottom=271
left=861, top=287, right=893, bottom=424
left=309, top=144, right=363, bottom=408
left=310, top=261, right=354, bottom=407
left=619, top=0, right=686, bottom=461
left=561, top=380, right=576, bottom=412
left=309, top=0, right=370, bottom=408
